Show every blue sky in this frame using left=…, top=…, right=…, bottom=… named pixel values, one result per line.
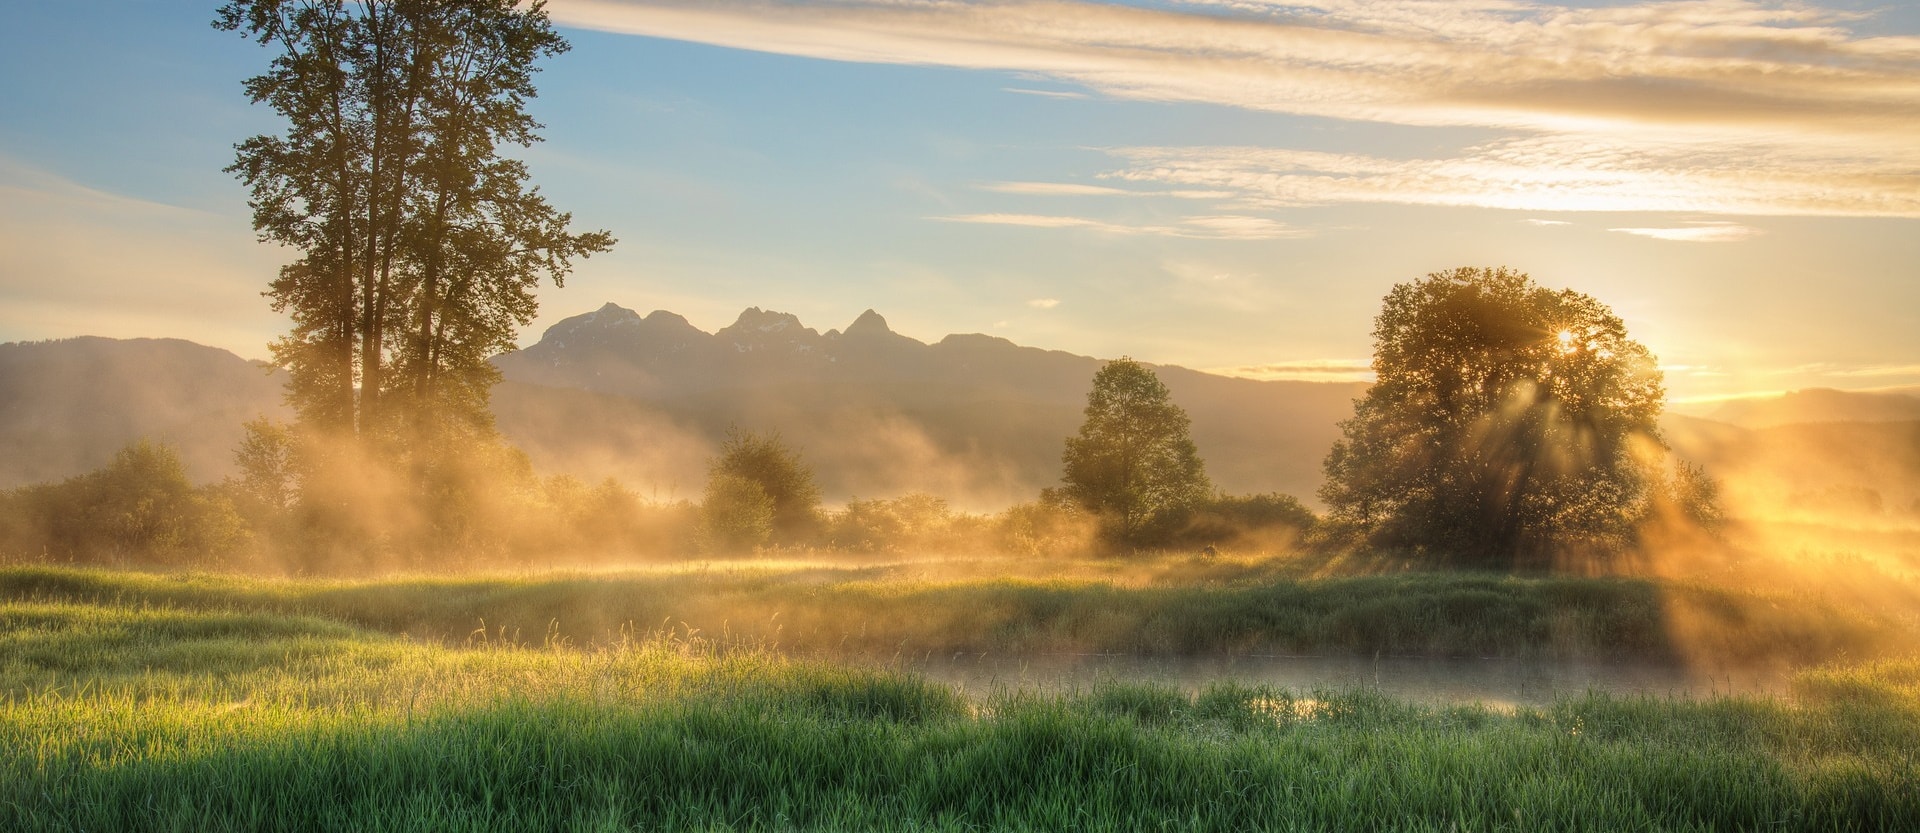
left=3, top=0, right=1918, bottom=405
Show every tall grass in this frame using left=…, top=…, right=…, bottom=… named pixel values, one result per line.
left=3, top=598, right=1917, bottom=831
left=2, top=563, right=1909, bottom=665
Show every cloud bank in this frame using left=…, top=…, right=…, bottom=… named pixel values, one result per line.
left=549, top=0, right=1920, bottom=217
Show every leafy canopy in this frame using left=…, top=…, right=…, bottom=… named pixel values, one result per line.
left=708, top=429, right=821, bottom=544
left=1321, top=267, right=1668, bottom=563
left=216, top=0, right=613, bottom=445
left=1062, top=358, right=1212, bottom=546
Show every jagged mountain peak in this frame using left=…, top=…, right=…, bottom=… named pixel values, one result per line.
left=716, top=308, right=824, bottom=355
left=538, top=302, right=641, bottom=341
left=722, top=307, right=806, bottom=334
left=582, top=302, right=642, bottom=324
left=844, top=309, right=892, bottom=337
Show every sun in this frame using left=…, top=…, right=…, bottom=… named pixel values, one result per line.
left=1556, top=329, right=1577, bottom=353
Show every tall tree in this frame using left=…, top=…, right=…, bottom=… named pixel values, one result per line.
left=1320, top=267, right=1672, bottom=564
left=1061, top=358, right=1212, bottom=546
left=217, top=0, right=612, bottom=447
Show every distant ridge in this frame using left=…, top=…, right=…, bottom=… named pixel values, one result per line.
left=0, top=336, right=287, bottom=488
left=8, top=307, right=1913, bottom=515
left=492, top=303, right=1368, bottom=506
left=1705, top=388, right=1920, bottom=428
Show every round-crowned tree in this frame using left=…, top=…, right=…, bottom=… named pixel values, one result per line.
left=1062, top=358, right=1212, bottom=547
left=1320, top=267, right=1669, bottom=564
left=707, top=428, right=820, bottom=544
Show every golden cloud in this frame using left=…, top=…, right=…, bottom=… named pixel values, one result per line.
left=549, top=0, right=1920, bottom=216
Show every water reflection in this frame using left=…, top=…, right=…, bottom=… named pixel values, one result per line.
left=899, top=654, right=1788, bottom=706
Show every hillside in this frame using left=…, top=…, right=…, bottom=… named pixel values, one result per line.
left=0, top=309, right=1364, bottom=505
left=6, top=309, right=1913, bottom=520
left=1704, top=388, right=1920, bottom=428
left=0, top=337, right=287, bottom=488
left=490, top=304, right=1365, bottom=506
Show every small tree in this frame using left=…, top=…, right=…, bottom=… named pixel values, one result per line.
left=708, top=428, right=820, bottom=543
left=1061, top=358, right=1212, bottom=546
left=1320, top=266, right=1703, bottom=565
left=699, top=473, right=773, bottom=554
left=233, top=417, right=299, bottom=513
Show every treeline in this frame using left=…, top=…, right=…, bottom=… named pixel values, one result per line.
left=0, top=427, right=1315, bottom=573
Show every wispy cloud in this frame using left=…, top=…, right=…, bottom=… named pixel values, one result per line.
left=979, top=181, right=1132, bottom=196
left=937, top=213, right=1131, bottom=231
left=1826, top=363, right=1920, bottom=378
left=934, top=212, right=1306, bottom=239
left=1001, top=87, right=1087, bottom=99
left=1026, top=298, right=1061, bottom=310
left=977, top=180, right=1235, bottom=200
left=0, top=156, right=283, bottom=356
left=1104, top=138, right=1918, bottom=216
left=1607, top=222, right=1761, bottom=242
left=550, top=0, right=1920, bottom=216
left=1523, top=218, right=1572, bottom=226
left=1213, top=359, right=1376, bottom=382
left=1177, top=215, right=1303, bottom=240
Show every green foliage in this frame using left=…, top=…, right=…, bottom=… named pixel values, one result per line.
left=0, top=441, right=247, bottom=567
left=1642, top=459, right=1725, bottom=535
left=1062, top=358, right=1212, bottom=548
left=829, top=493, right=961, bottom=554
left=1179, top=492, right=1318, bottom=552
left=2, top=594, right=1917, bottom=831
left=994, top=493, right=1096, bottom=558
left=533, top=476, right=689, bottom=556
left=231, top=416, right=297, bottom=514
left=214, top=0, right=616, bottom=566
left=708, top=428, right=821, bottom=544
left=216, top=0, right=612, bottom=445
left=1322, top=267, right=1688, bottom=565
left=699, top=473, right=775, bottom=554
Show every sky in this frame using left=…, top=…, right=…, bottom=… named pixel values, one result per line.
left=2, top=0, right=1917, bottom=407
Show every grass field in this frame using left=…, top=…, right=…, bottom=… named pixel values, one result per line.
left=3, top=559, right=1912, bottom=666
left=4, top=564, right=1919, bottom=830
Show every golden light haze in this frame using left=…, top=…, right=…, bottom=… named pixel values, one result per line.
left=1, top=0, right=1915, bottom=403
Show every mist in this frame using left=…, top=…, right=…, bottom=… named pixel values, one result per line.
left=4, top=324, right=1919, bottom=690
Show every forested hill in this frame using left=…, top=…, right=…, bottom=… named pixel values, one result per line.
left=0, top=337, right=287, bottom=488
left=7, top=307, right=1915, bottom=515
left=0, top=309, right=1366, bottom=503
left=490, top=304, right=1366, bottom=507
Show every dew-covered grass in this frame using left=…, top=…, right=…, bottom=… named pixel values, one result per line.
left=3, top=574, right=1917, bottom=831
left=3, top=563, right=1907, bottom=665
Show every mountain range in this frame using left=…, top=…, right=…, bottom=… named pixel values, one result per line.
left=3, top=304, right=1916, bottom=516
left=489, top=304, right=1364, bottom=506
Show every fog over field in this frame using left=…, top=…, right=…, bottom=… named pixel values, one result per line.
left=4, top=0, right=1919, bottom=829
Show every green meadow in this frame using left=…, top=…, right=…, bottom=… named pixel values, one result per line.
left=4, top=564, right=1918, bottom=831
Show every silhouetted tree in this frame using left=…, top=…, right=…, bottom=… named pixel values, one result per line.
left=1062, top=358, right=1212, bottom=546
left=217, top=0, right=612, bottom=446
left=707, top=428, right=820, bottom=543
left=1320, top=267, right=1681, bottom=564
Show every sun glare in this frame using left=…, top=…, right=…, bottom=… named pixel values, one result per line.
left=1556, top=329, right=1576, bottom=353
